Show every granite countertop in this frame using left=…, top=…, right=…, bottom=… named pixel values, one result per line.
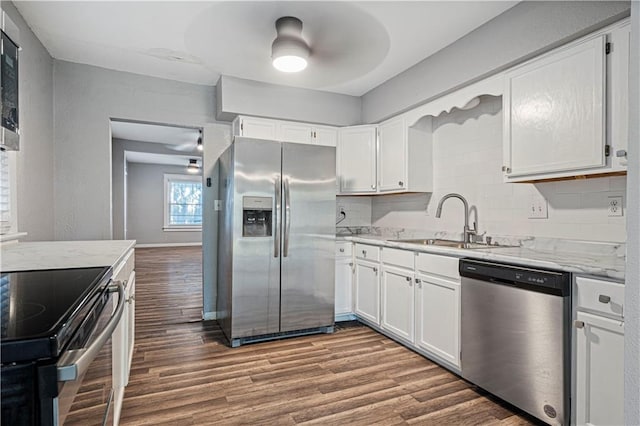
left=1, top=240, right=136, bottom=272
left=338, top=234, right=625, bottom=281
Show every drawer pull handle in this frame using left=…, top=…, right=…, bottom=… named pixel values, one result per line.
left=339, top=248, right=344, bottom=253
left=598, top=295, right=611, bottom=304
left=574, top=320, right=585, bottom=329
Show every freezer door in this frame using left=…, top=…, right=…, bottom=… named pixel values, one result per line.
left=231, top=138, right=282, bottom=338
left=280, top=143, right=336, bottom=332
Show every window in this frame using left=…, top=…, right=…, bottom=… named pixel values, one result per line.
left=164, top=174, right=202, bottom=230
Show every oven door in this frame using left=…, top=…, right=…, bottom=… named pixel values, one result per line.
left=56, top=281, right=125, bottom=425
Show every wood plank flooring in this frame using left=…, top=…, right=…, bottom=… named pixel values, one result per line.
left=120, top=246, right=539, bottom=426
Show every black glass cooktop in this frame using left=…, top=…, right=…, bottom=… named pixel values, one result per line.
left=0, top=267, right=111, bottom=363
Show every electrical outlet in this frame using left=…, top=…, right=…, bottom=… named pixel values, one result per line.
left=608, top=196, right=623, bottom=217
left=528, top=195, right=548, bottom=219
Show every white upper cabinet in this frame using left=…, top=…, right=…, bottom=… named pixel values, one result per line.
left=377, top=117, right=407, bottom=192
left=236, top=116, right=278, bottom=140
left=503, top=20, right=630, bottom=182
left=337, top=118, right=432, bottom=195
left=233, top=116, right=337, bottom=146
left=280, top=122, right=313, bottom=144
left=503, top=35, right=606, bottom=181
left=338, top=126, right=377, bottom=193
left=313, top=125, right=338, bottom=147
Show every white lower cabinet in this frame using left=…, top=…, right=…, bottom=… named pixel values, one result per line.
left=335, top=257, right=353, bottom=319
left=380, top=265, right=414, bottom=343
left=111, top=248, right=135, bottom=425
left=354, top=260, right=380, bottom=324
left=574, top=275, right=625, bottom=425
left=415, top=274, right=460, bottom=368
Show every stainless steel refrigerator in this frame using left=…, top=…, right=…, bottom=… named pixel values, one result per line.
left=216, top=137, right=336, bottom=347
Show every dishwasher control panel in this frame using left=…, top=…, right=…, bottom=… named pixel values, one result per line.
left=460, top=259, right=570, bottom=296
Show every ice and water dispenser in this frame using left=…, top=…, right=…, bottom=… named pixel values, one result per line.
left=242, top=196, right=273, bottom=237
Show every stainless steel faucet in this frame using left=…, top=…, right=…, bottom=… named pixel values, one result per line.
left=435, top=193, right=477, bottom=243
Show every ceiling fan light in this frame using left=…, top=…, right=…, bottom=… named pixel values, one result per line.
left=273, top=55, right=308, bottom=73
left=187, top=158, right=200, bottom=173
left=272, top=16, right=309, bottom=73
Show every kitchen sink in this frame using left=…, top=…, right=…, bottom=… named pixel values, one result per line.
left=390, top=238, right=510, bottom=249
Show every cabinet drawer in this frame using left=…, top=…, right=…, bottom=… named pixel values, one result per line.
left=336, top=242, right=352, bottom=257
left=381, top=247, right=414, bottom=269
left=575, top=276, right=624, bottom=319
left=415, top=252, right=460, bottom=281
left=355, top=244, right=380, bottom=261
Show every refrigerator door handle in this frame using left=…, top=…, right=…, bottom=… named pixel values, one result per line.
left=283, top=176, right=291, bottom=257
left=274, top=175, right=281, bottom=258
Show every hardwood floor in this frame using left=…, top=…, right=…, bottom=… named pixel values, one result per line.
left=120, top=246, right=539, bottom=426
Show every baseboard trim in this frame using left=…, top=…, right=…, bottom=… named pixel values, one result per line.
left=135, top=242, right=203, bottom=248
left=335, top=313, right=357, bottom=322
left=203, top=311, right=217, bottom=320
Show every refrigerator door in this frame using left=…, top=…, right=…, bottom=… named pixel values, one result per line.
left=231, top=138, right=282, bottom=338
left=280, top=143, right=336, bottom=332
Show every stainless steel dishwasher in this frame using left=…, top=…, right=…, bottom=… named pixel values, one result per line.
left=459, top=259, right=571, bottom=426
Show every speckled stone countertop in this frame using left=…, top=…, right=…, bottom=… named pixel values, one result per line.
left=1, top=240, right=136, bottom=272
left=337, top=233, right=625, bottom=281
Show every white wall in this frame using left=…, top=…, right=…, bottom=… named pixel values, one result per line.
left=53, top=60, right=218, bottom=241
left=624, top=1, right=639, bottom=424
left=372, top=96, right=627, bottom=242
left=362, top=1, right=631, bottom=123
left=3, top=1, right=54, bottom=241
left=126, top=163, right=202, bottom=245
left=216, top=75, right=362, bottom=126
left=111, top=138, right=203, bottom=240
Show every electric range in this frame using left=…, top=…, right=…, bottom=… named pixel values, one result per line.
left=0, top=266, right=125, bottom=425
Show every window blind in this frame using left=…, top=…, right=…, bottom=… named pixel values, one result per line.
left=0, top=150, right=11, bottom=234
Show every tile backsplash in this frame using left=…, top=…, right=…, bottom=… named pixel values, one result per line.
left=368, top=96, right=626, bottom=243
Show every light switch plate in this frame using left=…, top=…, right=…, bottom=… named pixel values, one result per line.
left=608, top=196, right=623, bottom=217
left=528, top=195, right=548, bottom=219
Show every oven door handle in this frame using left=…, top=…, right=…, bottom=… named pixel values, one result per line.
left=57, top=280, right=126, bottom=382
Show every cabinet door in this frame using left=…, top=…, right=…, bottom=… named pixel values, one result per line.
left=335, top=258, right=353, bottom=317
left=354, top=261, right=380, bottom=324
left=504, top=36, right=606, bottom=179
left=575, top=311, right=624, bottom=426
left=125, top=272, right=135, bottom=382
left=280, top=122, right=313, bottom=144
left=338, top=126, right=377, bottom=193
left=381, top=266, right=414, bottom=342
left=378, top=117, right=407, bottom=192
left=313, top=126, right=338, bottom=147
left=415, top=274, right=460, bottom=367
left=240, top=117, right=278, bottom=140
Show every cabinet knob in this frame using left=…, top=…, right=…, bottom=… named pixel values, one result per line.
left=598, top=294, right=611, bottom=304
left=373, top=267, right=378, bottom=273
left=398, top=181, right=404, bottom=186
left=574, top=320, right=585, bottom=329
left=415, top=278, right=421, bottom=284
left=405, top=276, right=411, bottom=282
left=501, top=166, right=511, bottom=173
left=339, top=248, right=344, bottom=253
left=362, top=250, right=367, bottom=257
